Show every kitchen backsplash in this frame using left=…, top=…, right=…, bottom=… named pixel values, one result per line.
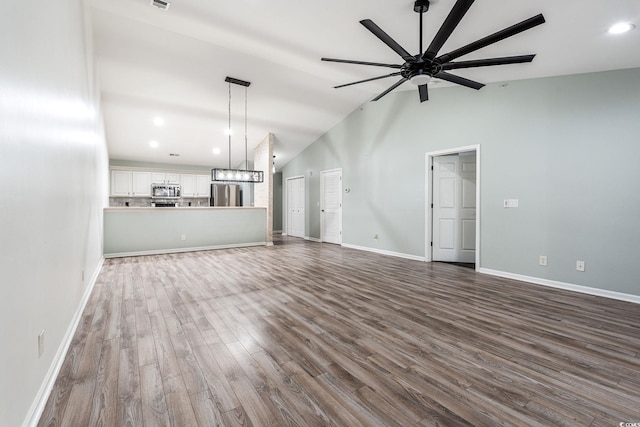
left=109, top=197, right=210, bottom=207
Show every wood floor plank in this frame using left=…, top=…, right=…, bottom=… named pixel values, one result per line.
left=117, top=345, right=143, bottom=427
left=38, top=236, right=640, bottom=426
left=139, top=362, right=171, bottom=427
left=88, top=337, right=120, bottom=426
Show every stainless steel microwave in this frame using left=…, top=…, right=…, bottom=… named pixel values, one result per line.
left=151, top=183, right=180, bottom=199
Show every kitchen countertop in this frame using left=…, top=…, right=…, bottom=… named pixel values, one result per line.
left=105, top=206, right=266, bottom=211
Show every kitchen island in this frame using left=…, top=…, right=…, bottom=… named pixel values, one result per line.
left=104, top=207, right=267, bottom=258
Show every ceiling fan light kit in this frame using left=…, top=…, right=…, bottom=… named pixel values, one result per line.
left=322, top=0, right=545, bottom=102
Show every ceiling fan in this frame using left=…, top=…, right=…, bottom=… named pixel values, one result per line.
left=322, top=0, right=545, bottom=102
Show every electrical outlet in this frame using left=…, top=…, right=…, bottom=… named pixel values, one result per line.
left=38, top=330, right=45, bottom=357
left=181, top=234, right=186, bottom=241
left=373, top=234, right=379, bottom=241
left=503, top=199, right=519, bottom=208
left=576, top=260, right=585, bottom=272
left=539, top=256, right=547, bottom=266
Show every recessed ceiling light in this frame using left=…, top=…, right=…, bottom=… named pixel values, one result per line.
left=153, top=117, right=165, bottom=127
left=149, top=140, right=159, bottom=148
left=608, top=22, right=635, bottom=34
left=212, top=148, right=221, bottom=155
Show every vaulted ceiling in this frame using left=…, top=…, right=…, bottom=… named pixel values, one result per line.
left=93, top=0, right=640, bottom=169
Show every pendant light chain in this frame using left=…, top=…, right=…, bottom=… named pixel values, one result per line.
left=244, top=86, right=248, bottom=168
left=227, top=81, right=232, bottom=169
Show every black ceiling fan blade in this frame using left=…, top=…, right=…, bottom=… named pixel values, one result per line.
left=423, top=0, right=474, bottom=61
left=441, top=54, right=536, bottom=70
left=437, top=14, right=546, bottom=63
left=418, top=84, right=429, bottom=102
left=435, top=71, right=484, bottom=90
left=372, top=77, right=408, bottom=101
left=321, top=58, right=403, bottom=69
left=360, top=19, right=414, bottom=62
left=334, top=72, right=402, bottom=89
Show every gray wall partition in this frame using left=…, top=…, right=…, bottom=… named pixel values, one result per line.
left=281, top=68, right=640, bottom=296
left=273, top=172, right=283, bottom=232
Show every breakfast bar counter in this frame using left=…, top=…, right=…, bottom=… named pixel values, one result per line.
left=103, top=207, right=267, bottom=257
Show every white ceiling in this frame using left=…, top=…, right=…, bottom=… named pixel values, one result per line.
left=92, top=0, right=640, bottom=170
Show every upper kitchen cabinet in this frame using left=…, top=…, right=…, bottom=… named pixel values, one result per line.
left=196, top=175, right=211, bottom=197
left=180, top=174, right=195, bottom=197
left=111, top=170, right=131, bottom=197
left=152, top=172, right=179, bottom=184
left=132, top=172, right=151, bottom=196
left=180, top=174, right=211, bottom=198
left=110, top=169, right=151, bottom=197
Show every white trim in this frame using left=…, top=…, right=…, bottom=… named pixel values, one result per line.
left=342, top=243, right=426, bottom=262
left=104, top=242, right=267, bottom=258
left=479, top=268, right=640, bottom=305
left=425, top=144, right=481, bottom=270
left=24, top=257, right=105, bottom=427
left=305, top=236, right=322, bottom=243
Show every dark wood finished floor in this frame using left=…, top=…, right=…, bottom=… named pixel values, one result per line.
left=39, top=237, right=640, bottom=426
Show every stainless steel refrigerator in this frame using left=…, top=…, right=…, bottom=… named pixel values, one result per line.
left=210, top=184, right=241, bottom=206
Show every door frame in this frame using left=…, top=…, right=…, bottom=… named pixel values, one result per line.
left=320, top=168, right=343, bottom=244
left=285, top=175, right=305, bottom=237
left=425, top=144, right=481, bottom=270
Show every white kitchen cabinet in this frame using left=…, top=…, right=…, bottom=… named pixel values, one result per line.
left=152, top=172, right=180, bottom=184
left=166, top=173, right=180, bottom=184
left=180, top=174, right=210, bottom=198
left=196, top=175, right=211, bottom=197
left=180, top=174, right=196, bottom=197
left=131, top=171, right=151, bottom=196
left=151, top=172, right=165, bottom=183
left=111, top=169, right=151, bottom=197
left=111, top=170, right=132, bottom=197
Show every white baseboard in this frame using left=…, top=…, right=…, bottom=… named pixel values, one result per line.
left=104, top=242, right=267, bottom=258
left=273, top=230, right=283, bottom=234
left=305, top=236, right=322, bottom=243
left=341, top=243, right=426, bottom=262
left=479, top=268, right=640, bottom=305
left=24, top=257, right=105, bottom=427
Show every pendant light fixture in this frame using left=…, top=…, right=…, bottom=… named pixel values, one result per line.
left=211, top=77, right=264, bottom=183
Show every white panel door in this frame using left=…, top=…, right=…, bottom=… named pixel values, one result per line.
left=432, top=154, right=476, bottom=262
left=286, top=177, right=305, bottom=238
left=321, top=169, right=342, bottom=244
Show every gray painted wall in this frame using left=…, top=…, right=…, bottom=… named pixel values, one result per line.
left=0, top=0, right=109, bottom=425
left=104, top=208, right=267, bottom=256
left=273, top=172, right=283, bottom=231
left=282, top=68, right=640, bottom=296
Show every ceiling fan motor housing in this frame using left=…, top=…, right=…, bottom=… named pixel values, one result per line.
left=414, top=0, right=430, bottom=13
